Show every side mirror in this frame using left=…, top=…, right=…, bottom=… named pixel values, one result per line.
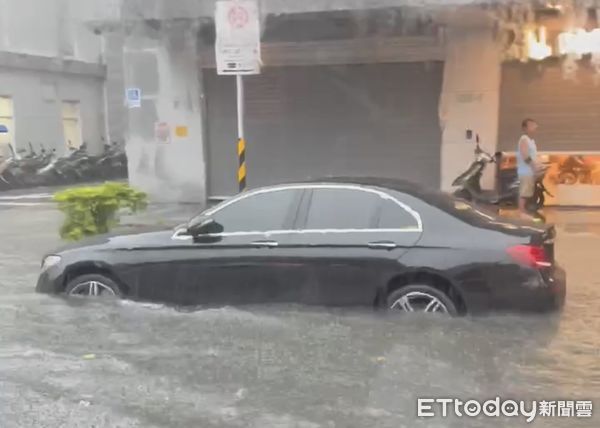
left=187, top=216, right=224, bottom=236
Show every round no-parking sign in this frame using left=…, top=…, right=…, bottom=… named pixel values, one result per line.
left=215, top=0, right=261, bottom=75
left=228, top=4, right=249, bottom=29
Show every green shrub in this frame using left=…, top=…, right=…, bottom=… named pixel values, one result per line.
left=54, top=182, right=148, bottom=241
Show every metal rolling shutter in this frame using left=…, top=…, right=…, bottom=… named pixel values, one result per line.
left=204, top=62, right=443, bottom=197
left=498, top=61, right=600, bottom=152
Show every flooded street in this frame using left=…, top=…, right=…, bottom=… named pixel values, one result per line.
left=1, top=203, right=599, bottom=427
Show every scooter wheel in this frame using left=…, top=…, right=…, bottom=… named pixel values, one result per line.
left=537, top=192, right=545, bottom=209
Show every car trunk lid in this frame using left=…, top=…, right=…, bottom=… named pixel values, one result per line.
left=529, top=223, right=556, bottom=265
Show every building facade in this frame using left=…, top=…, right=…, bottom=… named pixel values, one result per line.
left=92, top=0, right=600, bottom=204
left=0, top=0, right=110, bottom=158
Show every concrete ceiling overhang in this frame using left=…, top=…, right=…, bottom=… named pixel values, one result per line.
left=87, top=0, right=600, bottom=47
left=88, top=0, right=551, bottom=24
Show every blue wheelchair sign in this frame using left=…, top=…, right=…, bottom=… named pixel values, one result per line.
left=126, top=88, right=141, bottom=108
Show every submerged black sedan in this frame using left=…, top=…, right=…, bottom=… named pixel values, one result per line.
left=37, top=178, right=566, bottom=314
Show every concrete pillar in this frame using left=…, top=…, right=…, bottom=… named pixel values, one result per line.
left=439, top=9, right=502, bottom=191
left=123, top=20, right=206, bottom=203
left=102, top=30, right=127, bottom=144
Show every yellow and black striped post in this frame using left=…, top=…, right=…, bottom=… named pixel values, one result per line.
left=237, top=137, right=247, bottom=192
left=236, top=75, right=247, bottom=192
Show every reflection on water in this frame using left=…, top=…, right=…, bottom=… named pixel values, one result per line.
left=0, top=209, right=599, bottom=427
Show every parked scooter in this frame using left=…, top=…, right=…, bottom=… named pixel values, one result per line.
left=0, top=154, right=20, bottom=189
left=9, top=144, right=59, bottom=187
left=32, top=148, right=62, bottom=184
left=64, top=143, right=96, bottom=181
left=0, top=140, right=129, bottom=191
left=17, top=143, right=54, bottom=174
left=0, top=144, right=42, bottom=188
left=95, top=141, right=127, bottom=179
left=452, top=131, right=551, bottom=215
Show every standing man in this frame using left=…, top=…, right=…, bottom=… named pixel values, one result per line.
left=516, top=118, right=539, bottom=217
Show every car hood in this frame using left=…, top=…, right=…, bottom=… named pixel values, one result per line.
left=54, top=226, right=176, bottom=254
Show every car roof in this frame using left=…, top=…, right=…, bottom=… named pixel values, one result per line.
left=298, top=176, right=429, bottom=197
left=296, top=176, right=549, bottom=236
left=286, top=176, right=498, bottom=220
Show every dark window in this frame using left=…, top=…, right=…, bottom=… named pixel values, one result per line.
left=378, top=199, right=419, bottom=229
left=305, top=188, right=379, bottom=230
left=212, top=189, right=299, bottom=232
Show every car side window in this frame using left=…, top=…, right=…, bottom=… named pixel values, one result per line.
left=304, top=188, right=379, bottom=230
left=211, top=189, right=300, bottom=233
left=377, top=198, right=419, bottom=230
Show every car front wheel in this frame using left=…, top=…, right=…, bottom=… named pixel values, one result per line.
left=65, top=274, right=122, bottom=298
left=387, top=285, right=458, bottom=316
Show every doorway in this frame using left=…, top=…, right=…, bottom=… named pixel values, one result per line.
left=0, top=96, right=15, bottom=159
left=62, top=101, right=82, bottom=150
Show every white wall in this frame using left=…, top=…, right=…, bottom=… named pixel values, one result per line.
left=439, top=10, right=502, bottom=191
left=0, top=0, right=106, bottom=155
left=0, top=0, right=101, bottom=62
left=0, top=68, right=105, bottom=155
left=124, top=23, right=207, bottom=203
left=0, top=0, right=59, bottom=56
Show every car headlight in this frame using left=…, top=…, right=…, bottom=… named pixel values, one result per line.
left=41, top=255, right=61, bottom=271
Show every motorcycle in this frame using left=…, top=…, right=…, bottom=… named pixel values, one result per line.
left=0, top=140, right=129, bottom=191
left=67, top=145, right=95, bottom=180
left=452, top=132, right=551, bottom=216
left=94, top=142, right=127, bottom=179
left=33, top=149, right=63, bottom=184
left=2, top=144, right=58, bottom=187
left=0, top=155, right=19, bottom=189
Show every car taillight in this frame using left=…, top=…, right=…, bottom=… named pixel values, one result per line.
left=507, top=245, right=552, bottom=269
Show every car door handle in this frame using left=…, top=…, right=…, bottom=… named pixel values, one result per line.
left=367, top=241, right=398, bottom=250
left=251, top=240, right=279, bottom=248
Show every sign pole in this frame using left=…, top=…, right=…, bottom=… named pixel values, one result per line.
left=236, top=74, right=247, bottom=192
left=215, top=0, right=260, bottom=194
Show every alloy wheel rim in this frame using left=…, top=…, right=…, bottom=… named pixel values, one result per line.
left=390, top=291, right=449, bottom=314
left=69, top=281, right=116, bottom=297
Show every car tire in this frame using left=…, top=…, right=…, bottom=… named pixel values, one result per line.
left=65, top=274, right=122, bottom=298
left=387, top=284, right=458, bottom=316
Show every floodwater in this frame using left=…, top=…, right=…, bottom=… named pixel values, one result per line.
left=0, top=203, right=599, bottom=427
